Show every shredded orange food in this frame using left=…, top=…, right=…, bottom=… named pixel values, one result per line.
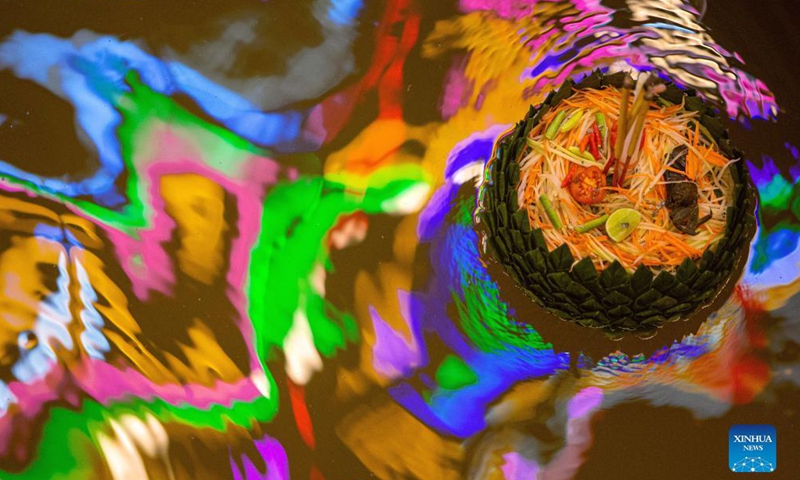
left=518, top=85, right=736, bottom=272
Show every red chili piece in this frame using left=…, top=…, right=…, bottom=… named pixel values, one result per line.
left=561, top=163, right=578, bottom=188
left=589, top=132, right=600, bottom=160
left=592, top=123, right=602, bottom=151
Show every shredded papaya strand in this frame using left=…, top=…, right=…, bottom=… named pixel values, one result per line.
left=698, top=173, right=711, bottom=189
left=584, top=97, right=618, bottom=115
left=666, top=233, right=702, bottom=257
left=701, top=230, right=720, bottom=250
left=528, top=123, right=545, bottom=139
left=662, top=165, right=686, bottom=176
left=626, top=172, right=651, bottom=179
left=687, top=121, right=701, bottom=179
left=705, top=147, right=730, bottom=168
left=621, top=189, right=639, bottom=204
left=562, top=99, right=584, bottom=109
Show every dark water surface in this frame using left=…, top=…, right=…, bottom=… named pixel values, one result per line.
left=0, top=1, right=798, bottom=479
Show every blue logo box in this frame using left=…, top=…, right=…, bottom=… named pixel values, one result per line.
left=729, top=425, right=776, bottom=473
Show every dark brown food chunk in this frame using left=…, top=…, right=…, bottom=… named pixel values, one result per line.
left=664, top=145, right=711, bottom=235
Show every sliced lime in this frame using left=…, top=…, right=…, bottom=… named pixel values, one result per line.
left=606, top=208, right=642, bottom=242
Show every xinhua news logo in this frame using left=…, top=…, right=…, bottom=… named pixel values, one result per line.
left=729, top=425, right=776, bottom=473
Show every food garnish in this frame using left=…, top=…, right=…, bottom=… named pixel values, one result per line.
left=545, top=111, right=566, bottom=140
left=539, top=194, right=562, bottom=229
left=575, top=214, right=609, bottom=234
left=606, top=208, right=642, bottom=242
left=568, top=166, right=606, bottom=204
